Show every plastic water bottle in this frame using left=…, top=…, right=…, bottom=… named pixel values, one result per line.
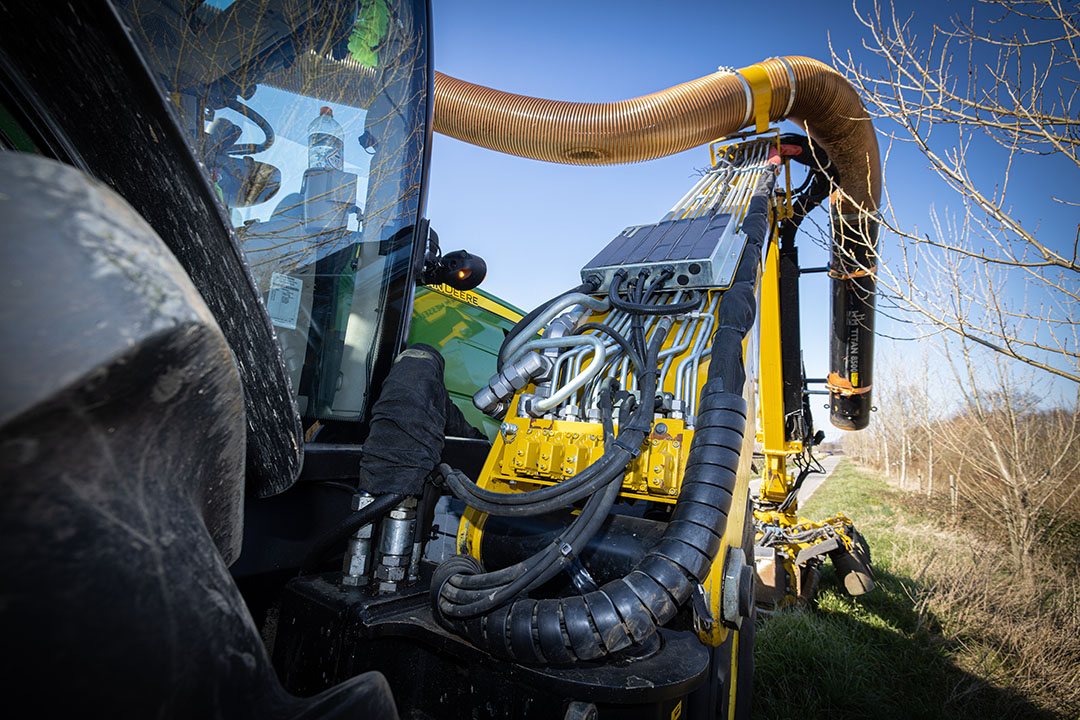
left=308, top=106, right=344, bottom=170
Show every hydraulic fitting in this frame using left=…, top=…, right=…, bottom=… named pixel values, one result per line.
left=341, top=493, right=376, bottom=587
left=473, top=352, right=551, bottom=418
left=375, top=497, right=418, bottom=595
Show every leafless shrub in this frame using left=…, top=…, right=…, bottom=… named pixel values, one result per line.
left=887, top=520, right=1080, bottom=716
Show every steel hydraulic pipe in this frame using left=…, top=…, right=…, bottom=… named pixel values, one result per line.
left=499, top=293, right=610, bottom=368
left=510, top=335, right=607, bottom=412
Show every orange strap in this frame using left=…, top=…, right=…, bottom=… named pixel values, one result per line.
left=827, top=264, right=876, bottom=280
left=827, top=372, right=873, bottom=396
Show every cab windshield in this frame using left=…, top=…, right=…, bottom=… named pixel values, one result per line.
left=119, top=0, right=429, bottom=422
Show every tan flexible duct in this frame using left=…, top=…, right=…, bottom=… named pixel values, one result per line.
left=433, top=56, right=879, bottom=214
left=433, top=56, right=880, bottom=430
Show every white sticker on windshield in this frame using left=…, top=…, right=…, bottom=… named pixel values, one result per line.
left=267, top=272, right=303, bottom=330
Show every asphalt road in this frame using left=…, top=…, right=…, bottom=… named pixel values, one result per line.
left=750, top=453, right=843, bottom=504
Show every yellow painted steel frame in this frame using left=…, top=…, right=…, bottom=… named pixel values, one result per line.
left=751, top=160, right=860, bottom=608
left=458, top=296, right=757, bottom=649
left=458, top=136, right=781, bottom=656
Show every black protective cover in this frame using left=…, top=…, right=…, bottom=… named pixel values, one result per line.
left=357, top=344, right=486, bottom=496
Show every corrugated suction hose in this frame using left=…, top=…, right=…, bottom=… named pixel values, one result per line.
left=433, top=56, right=880, bottom=429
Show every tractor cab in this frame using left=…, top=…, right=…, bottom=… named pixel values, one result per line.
left=117, top=0, right=433, bottom=427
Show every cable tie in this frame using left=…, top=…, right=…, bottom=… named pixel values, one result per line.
left=623, top=424, right=652, bottom=434
left=612, top=439, right=642, bottom=457
left=555, top=539, right=574, bottom=558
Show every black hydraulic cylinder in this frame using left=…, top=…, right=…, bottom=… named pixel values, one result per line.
left=828, top=211, right=878, bottom=430
left=779, top=245, right=804, bottom=440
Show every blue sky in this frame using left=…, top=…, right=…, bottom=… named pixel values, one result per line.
left=425, top=0, right=1077, bottom=399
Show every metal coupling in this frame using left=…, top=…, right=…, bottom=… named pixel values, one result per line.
left=341, top=493, right=375, bottom=587
left=561, top=403, right=581, bottom=422
left=472, top=352, right=552, bottom=417
left=375, top=497, right=418, bottom=595
left=542, top=311, right=584, bottom=358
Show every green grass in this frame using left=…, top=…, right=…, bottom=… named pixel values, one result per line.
left=751, top=461, right=1071, bottom=720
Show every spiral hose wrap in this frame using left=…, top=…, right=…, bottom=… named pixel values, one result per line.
left=439, top=389, right=746, bottom=663
left=431, top=169, right=775, bottom=664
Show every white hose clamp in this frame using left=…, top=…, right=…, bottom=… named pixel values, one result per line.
left=768, top=56, right=797, bottom=118
left=718, top=65, right=754, bottom=129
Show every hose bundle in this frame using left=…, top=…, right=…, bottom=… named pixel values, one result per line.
left=428, top=168, right=775, bottom=663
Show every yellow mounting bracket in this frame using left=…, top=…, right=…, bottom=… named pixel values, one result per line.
left=738, top=65, right=773, bottom=134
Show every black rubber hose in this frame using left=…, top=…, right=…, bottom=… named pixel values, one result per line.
left=629, top=271, right=648, bottom=355
left=299, top=492, right=405, bottom=575
left=780, top=170, right=833, bottom=250
left=642, top=266, right=674, bottom=302
left=437, top=385, right=619, bottom=600
left=442, top=445, right=628, bottom=514
left=497, top=278, right=599, bottom=372
left=609, top=270, right=702, bottom=316
left=436, top=324, right=667, bottom=611
left=444, top=316, right=669, bottom=515
left=598, top=378, right=617, bottom=451
left=449, top=389, right=747, bottom=661
left=443, top=383, right=648, bottom=514
left=439, top=458, right=619, bottom=594
left=226, top=98, right=275, bottom=156
left=440, top=475, right=622, bottom=615
left=574, top=321, right=644, bottom=374
left=474, top=474, right=623, bottom=602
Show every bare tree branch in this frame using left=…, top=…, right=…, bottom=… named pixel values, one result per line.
left=829, top=0, right=1080, bottom=383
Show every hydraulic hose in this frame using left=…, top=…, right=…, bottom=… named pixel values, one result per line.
left=440, top=475, right=622, bottom=616
left=574, top=322, right=643, bottom=375
left=609, top=271, right=703, bottom=316
left=439, top=378, right=618, bottom=597
left=225, top=98, right=275, bottom=155
left=443, top=436, right=634, bottom=516
left=508, top=335, right=606, bottom=412
left=445, top=318, right=662, bottom=517
left=497, top=280, right=600, bottom=371
left=299, top=492, right=406, bottom=575
left=436, top=326, right=665, bottom=619
left=499, top=292, right=609, bottom=371
left=433, top=56, right=879, bottom=429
